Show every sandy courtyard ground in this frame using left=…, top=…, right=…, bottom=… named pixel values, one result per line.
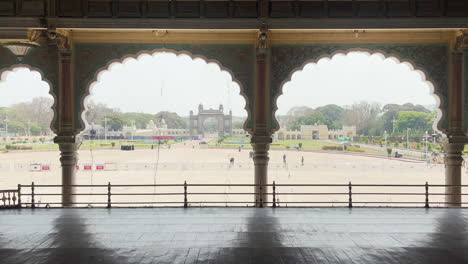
left=0, top=142, right=466, bottom=207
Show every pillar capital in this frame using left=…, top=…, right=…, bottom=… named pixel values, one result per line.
left=256, top=23, right=270, bottom=55
left=452, top=31, right=468, bottom=53
left=28, top=29, right=71, bottom=51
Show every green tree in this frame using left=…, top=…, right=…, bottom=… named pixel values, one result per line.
left=316, top=104, right=345, bottom=129
left=395, top=111, right=433, bottom=136
left=103, top=115, right=125, bottom=131
left=7, top=121, right=26, bottom=135
left=289, top=111, right=326, bottom=130
left=121, top=112, right=155, bottom=129
left=380, top=103, right=431, bottom=135
left=155, top=111, right=187, bottom=129
left=232, top=120, right=244, bottom=129
left=343, top=101, right=381, bottom=135
left=30, top=123, right=42, bottom=136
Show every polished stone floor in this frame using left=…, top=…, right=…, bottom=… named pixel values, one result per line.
left=0, top=208, right=468, bottom=264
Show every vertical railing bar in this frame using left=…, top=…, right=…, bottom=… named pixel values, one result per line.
left=1, top=191, right=5, bottom=207
left=8, top=191, right=11, bottom=206
left=107, top=182, right=111, bottom=208
left=348, top=181, right=352, bottom=208
left=31, top=182, right=35, bottom=209
left=12, top=191, right=16, bottom=207
left=184, top=181, right=188, bottom=208
left=17, top=184, right=21, bottom=208
left=425, top=181, right=429, bottom=208
left=272, top=181, right=276, bottom=208
left=259, top=184, right=263, bottom=208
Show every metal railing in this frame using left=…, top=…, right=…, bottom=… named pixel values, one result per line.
left=2, top=181, right=465, bottom=209
left=0, top=188, right=20, bottom=208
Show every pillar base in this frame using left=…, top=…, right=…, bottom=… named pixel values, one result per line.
left=442, top=136, right=466, bottom=207
left=54, top=136, right=82, bottom=207
left=251, top=135, right=272, bottom=207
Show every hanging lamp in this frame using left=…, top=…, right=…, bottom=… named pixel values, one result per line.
left=2, top=42, right=38, bottom=62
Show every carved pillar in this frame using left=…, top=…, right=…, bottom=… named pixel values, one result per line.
left=444, top=139, right=465, bottom=207
left=251, top=26, right=272, bottom=207
left=444, top=32, right=467, bottom=207
left=49, top=30, right=81, bottom=207
left=56, top=139, right=81, bottom=206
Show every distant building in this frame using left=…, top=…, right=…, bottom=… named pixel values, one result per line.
left=82, top=118, right=248, bottom=139
left=274, top=124, right=356, bottom=140
left=126, top=119, right=190, bottom=137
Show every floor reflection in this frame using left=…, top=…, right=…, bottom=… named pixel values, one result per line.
left=377, top=209, right=468, bottom=264
left=0, top=208, right=468, bottom=264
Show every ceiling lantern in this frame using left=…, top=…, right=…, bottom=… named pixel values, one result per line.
left=2, top=42, right=38, bottom=61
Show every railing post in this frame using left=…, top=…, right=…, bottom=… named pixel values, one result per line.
left=17, top=184, right=21, bottom=208
left=107, top=182, right=111, bottom=208
left=7, top=191, right=11, bottom=206
left=259, top=184, right=263, bottom=208
left=425, top=181, right=429, bottom=208
left=31, top=182, right=35, bottom=208
left=184, top=181, right=188, bottom=208
left=348, top=181, right=352, bottom=208
left=272, top=181, right=276, bottom=208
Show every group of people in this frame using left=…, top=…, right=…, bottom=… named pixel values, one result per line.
left=283, top=154, right=305, bottom=166
left=230, top=153, right=305, bottom=166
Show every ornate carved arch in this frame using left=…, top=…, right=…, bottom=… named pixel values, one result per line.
left=271, top=46, right=449, bottom=134
left=74, top=43, right=254, bottom=135
left=0, top=64, right=58, bottom=134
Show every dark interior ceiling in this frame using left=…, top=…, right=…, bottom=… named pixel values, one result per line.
left=0, top=0, right=467, bottom=35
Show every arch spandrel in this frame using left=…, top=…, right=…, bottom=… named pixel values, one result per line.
left=73, top=43, right=255, bottom=135
left=0, top=44, right=59, bottom=132
left=270, top=44, right=450, bottom=133
left=0, top=46, right=18, bottom=69
left=465, top=50, right=468, bottom=133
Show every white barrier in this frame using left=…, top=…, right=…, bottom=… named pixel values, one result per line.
left=2, top=160, right=446, bottom=173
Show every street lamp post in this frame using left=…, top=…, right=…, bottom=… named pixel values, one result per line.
left=131, top=120, right=135, bottom=141
left=3, top=116, right=9, bottom=140
left=406, top=128, right=410, bottom=151
left=384, top=130, right=388, bottom=147
left=104, top=115, right=107, bottom=142
left=27, top=120, right=31, bottom=137
left=424, top=131, right=428, bottom=160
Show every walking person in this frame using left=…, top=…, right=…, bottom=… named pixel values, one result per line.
left=301, top=156, right=304, bottom=166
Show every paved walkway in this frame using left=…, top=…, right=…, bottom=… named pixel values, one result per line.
left=0, top=208, right=467, bottom=263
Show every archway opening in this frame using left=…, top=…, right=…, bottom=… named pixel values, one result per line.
left=274, top=50, right=448, bottom=206
left=0, top=66, right=57, bottom=197
left=80, top=50, right=250, bottom=205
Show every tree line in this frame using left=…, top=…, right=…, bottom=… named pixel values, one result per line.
left=0, top=98, right=247, bottom=136
left=0, top=97, right=54, bottom=136
left=86, top=101, right=188, bottom=131
left=280, top=102, right=436, bottom=137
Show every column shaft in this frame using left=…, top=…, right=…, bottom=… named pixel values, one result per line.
left=59, top=142, right=79, bottom=206
left=251, top=28, right=271, bottom=207
left=252, top=139, right=270, bottom=207
left=444, top=47, right=466, bottom=207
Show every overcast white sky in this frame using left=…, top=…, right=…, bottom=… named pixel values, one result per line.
left=0, top=51, right=436, bottom=118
